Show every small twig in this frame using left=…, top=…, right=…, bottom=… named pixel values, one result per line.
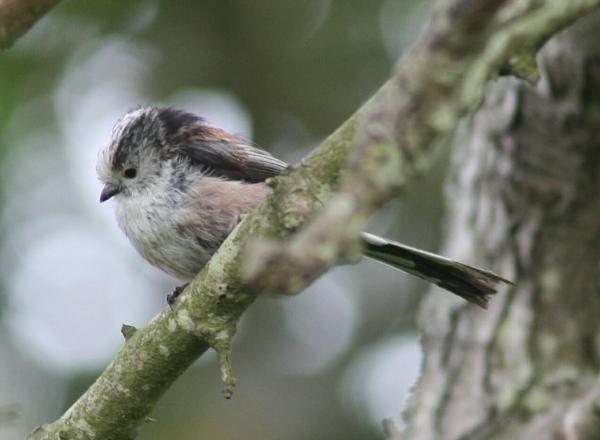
left=121, top=324, right=138, bottom=340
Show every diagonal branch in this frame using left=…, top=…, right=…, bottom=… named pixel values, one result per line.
left=28, top=0, right=600, bottom=439
left=242, top=0, right=600, bottom=296
left=0, top=0, right=61, bottom=49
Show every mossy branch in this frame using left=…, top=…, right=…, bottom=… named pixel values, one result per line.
left=28, top=0, right=600, bottom=439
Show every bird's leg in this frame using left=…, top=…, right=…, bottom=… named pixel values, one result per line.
left=167, top=283, right=189, bottom=308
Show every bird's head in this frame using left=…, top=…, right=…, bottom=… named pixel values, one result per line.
left=97, top=106, right=202, bottom=202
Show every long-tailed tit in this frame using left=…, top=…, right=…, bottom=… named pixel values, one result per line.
left=97, top=106, right=510, bottom=307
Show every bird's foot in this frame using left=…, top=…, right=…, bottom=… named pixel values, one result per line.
left=167, top=283, right=189, bottom=309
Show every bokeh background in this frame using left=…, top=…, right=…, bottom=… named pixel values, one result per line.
left=0, top=1, right=450, bottom=438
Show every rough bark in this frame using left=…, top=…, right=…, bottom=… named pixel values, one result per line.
left=400, top=12, right=600, bottom=440
left=0, top=0, right=61, bottom=49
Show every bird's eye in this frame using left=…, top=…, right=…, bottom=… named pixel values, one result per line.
left=123, top=167, right=137, bottom=179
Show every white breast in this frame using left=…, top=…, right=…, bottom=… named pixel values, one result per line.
left=113, top=191, right=211, bottom=281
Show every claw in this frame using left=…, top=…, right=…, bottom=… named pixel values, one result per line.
left=167, top=283, right=189, bottom=308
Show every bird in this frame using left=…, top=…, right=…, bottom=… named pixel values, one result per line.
left=97, top=106, right=511, bottom=308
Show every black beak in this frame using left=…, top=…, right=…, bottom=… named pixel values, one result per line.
left=100, top=183, right=121, bottom=203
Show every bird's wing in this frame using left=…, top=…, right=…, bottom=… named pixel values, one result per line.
left=183, top=125, right=289, bottom=182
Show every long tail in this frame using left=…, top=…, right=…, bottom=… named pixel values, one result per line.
left=361, top=233, right=512, bottom=308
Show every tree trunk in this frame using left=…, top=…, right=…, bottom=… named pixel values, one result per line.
left=400, top=12, right=600, bottom=440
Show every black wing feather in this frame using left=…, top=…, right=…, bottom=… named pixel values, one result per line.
left=184, top=139, right=288, bottom=182
left=156, top=107, right=288, bottom=183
